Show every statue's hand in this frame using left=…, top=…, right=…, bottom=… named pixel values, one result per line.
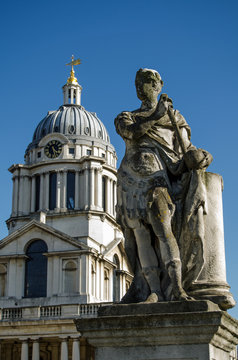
left=184, top=149, right=213, bottom=170
left=154, top=93, right=173, bottom=119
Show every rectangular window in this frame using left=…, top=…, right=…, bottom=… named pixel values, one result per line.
left=86, top=149, right=92, bottom=156
left=49, top=172, right=57, bottom=210
left=35, top=175, right=40, bottom=211
left=37, top=151, right=41, bottom=158
left=69, top=148, right=75, bottom=155
left=67, top=171, right=75, bottom=209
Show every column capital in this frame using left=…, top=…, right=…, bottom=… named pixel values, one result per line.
left=19, top=337, right=29, bottom=342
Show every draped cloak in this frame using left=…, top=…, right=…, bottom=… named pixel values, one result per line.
left=115, top=109, right=207, bottom=301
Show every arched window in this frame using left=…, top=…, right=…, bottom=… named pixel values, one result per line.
left=0, top=264, right=7, bottom=297
left=113, top=255, right=120, bottom=302
left=63, top=260, right=77, bottom=294
left=104, top=269, right=109, bottom=301
left=25, top=240, right=48, bottom=298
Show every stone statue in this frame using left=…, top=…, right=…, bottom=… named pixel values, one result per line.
left=115, top=68, right=235, bottom=309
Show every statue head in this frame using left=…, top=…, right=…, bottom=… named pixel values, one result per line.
left=135, top=68, right=163, bottom=104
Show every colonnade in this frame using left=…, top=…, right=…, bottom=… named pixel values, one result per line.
left=11, top=166, right=116, bottom=218
left=19, top=336, right=81, bottom=360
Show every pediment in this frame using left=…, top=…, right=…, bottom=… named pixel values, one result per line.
left=0, top=220, right=89, bottom=256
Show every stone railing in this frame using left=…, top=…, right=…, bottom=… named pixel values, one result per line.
left=0, top=303, right=111, bottom=321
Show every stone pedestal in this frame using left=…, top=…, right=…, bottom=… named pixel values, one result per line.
left=75, top=301, right=238, bottom=360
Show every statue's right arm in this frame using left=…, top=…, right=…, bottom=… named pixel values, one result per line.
left=115, top=111, right=159, bottom=139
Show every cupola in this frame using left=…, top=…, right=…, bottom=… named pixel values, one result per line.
left=62, top=55, right=82, bottom=105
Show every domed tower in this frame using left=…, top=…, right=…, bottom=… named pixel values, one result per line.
left=0, top=59, right=132, bottom=358
left=8, top=58, right=118, bottom=238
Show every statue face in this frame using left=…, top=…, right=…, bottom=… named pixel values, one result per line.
left=136, top=71, right=163, bottom=103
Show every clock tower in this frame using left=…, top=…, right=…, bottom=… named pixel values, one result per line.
left=0, top=59, right=132, bottom=359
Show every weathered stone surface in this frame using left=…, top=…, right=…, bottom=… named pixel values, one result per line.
left=98, top=300, right=220, bottom=317
left=114, top=68, right=235, bottom=309
left=75, top=301, right=238, bottom=360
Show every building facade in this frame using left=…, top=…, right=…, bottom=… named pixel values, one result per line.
left=0, top=61, right=132, bottom=359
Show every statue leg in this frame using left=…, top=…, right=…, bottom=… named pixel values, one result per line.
left=148, top=187, right=190, bottom=301
left=133, top=224, right=164, bottom=301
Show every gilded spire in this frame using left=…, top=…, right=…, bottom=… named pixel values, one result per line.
left=66, top=55, right=81, bottom=85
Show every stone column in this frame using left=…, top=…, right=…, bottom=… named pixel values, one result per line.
left=56, top=171, right=61, bottom=211
left=18, top=175, right=24, bottom=215
left=60, top=338, right=68, bottom=360
left=113, top=181, right=117, bottom=217
left=12, top=175, right=19, bottom=216
left=31, top=176, right=36, bottom=213
left=70, top=88, right=74, bottom=104
left=75, top=171, right=80, bottom=209
left=96, top=169, right=102, bottom=210
left=39, top=173, right=44, bottom=210
left=21, top=340, right=28, bottom=360
left=84, top=168, right=89, bottom=210
left=90, top=168, right=95, bottom=208
left=32, top=339, right=40, bottom=360
left=72, top=338, right=80, bottom=360
left=44, top=172, right=49, bottom=211
left=106, top=177, right=110, bottom=214
left=22, top=176, right=30, bottom=214
left=61, top=171, right=67, bottom=210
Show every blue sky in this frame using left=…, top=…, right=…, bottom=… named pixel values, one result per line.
left=0, top=0, right=238, bottom=317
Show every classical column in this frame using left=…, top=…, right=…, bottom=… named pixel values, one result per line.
left=18, top=175, right=24, bottom=215
left=21, top=340, right=28, bottom=360
left=90, top=168, right=95, bottom=208
left=31, top=176, right=36, bottom=213
left=84, top=168, right=89, bottom=210
left=96, top=169, right=102, bottom=209
left=44, top=172, right=49, bottom=211
left=75, top=171, right=79, bottom=209
left=61, top=171, right=67, bottom=210
left=113, top=181, right=117, bottom=216
left=110, top=179, right=113, bottom=215
left=12, top=176, right=19, bottom=216
left=60, top=338, right=68, bottom=360
left=32, top=339, right=40, bottom=360
left=70, top=88, right=74, bottom=104
left=39, top=173, right=44, bottom=210
left=72, top=338, right=80, bottom=360
left=22, top=176, right=30, bottom=214
left=56, top=171, right=61, bottom=210
left=106, top=177, right=110, bottom=214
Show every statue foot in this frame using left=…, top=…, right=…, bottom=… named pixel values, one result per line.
left=142, top=291, right=164, bottom=303
left=174, top=290, right=194, bottom=301
left=144, top=292, right=158, bottom=303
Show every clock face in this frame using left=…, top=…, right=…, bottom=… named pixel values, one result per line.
left=44, top=140, right=62, bottom=159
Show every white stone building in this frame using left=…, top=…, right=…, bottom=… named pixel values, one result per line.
left=0, top=62, right=132, bottom=359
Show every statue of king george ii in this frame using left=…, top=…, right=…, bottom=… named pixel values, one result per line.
left=115, top=68, right=235, bottom=310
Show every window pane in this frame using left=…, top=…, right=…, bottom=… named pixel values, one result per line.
left=67, top=172, right=75, bottom=209
left=64, top=261, right=77, bottom=293
left=25, top=240, right=48, bottom=298
left=49, top=172, right=56, bottom=210
left=35, top=175, right=40, bottom=211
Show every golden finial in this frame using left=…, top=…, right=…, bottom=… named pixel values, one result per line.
left=66, top=55, right=81, bottom=85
